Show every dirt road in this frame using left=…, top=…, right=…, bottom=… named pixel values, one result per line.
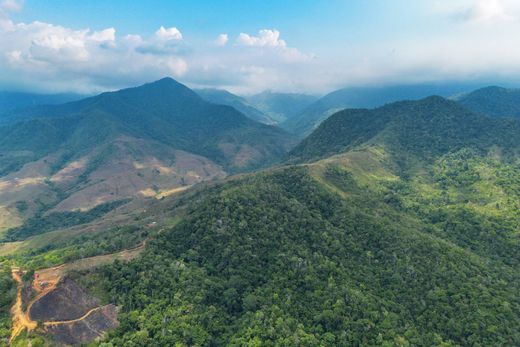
left=9, top=267, right=37, bottom=343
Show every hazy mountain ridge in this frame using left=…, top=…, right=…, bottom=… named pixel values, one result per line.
left=0, top=92, right=84, bottom=120
left=195, top=88, right=276, bottom=124
left=456, top=86, right=520, bottom=118
left=247, top=91, right=318, bottom=123
left=282, top=83, right=484, bottom=136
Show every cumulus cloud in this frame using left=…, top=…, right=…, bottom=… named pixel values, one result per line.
left=237, top=29, right=286, bottom=47
left=215, top=33, right=228, bottom=46
left=6, top=2, right=520, bottom=96
left=155, top=26, right=182, bottom=41
left=0, top=19, right=189, bottom=92
left=0, top=15, right=314, bottom=94
left=235, top=29, right=311, bottom=64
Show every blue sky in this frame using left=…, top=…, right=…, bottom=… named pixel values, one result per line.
left=1, top=0, right=520, bottom=94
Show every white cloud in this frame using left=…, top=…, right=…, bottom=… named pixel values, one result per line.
left=1, top=0, right=23, bottom=12
left=462, top=0, right=514, bottom=22
left=215, top=33, right=228, bottom=46
left=90, top=28, right=116, bottom=42
left=0, top=18, right=189, bottom=93
left=155, top=26, right=182, bottom=41
left=237, top=29, right=286, bottom=47
left=235, top=29, right=311, bottom=64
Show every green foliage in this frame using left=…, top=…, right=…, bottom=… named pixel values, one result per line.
left=457, top=86, right=520, bottom=118
left=0, top=78, right=295, bottom=176
left=290, top=96, right=520, bottom=163
left=10, top=224, right=145, bottom=271
left=3, top=199, right=130, bottom=241
left=0, top=262, right=15, bottom=345
left=92, top=167, right=520, bottom=346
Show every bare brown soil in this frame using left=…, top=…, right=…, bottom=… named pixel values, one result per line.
left=9, top=243, right=144, bottom=344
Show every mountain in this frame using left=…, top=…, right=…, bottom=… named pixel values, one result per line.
left=289, top=96, right=520, bottom=162
left=0, top=78, right=295, bottom=237
left=247, top=91, right=318, bottom=123
left=456, top=86, right=520, bottom=118
left=195, top=88, right=276, bottom=124
left=0, top=92, right=83, bottom=122
left=3, top=93, right=520, bottom=346
left=282, top=83, right=480, bottom=136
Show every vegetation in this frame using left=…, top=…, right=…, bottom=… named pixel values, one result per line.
left=289, top=96, right=520, bottom=163
left=0, top=262, right=15, bottom=346
left=2, top=88, right=520, bottom=346
left=2, top=199, right=130, bottom=241
left=80, top=162, right=520, bottom=346
left=280, top=83, right=471, bottom=136
left=0, top=78, right=295, bottom=176
left=457, top=86, right=520, bottom=118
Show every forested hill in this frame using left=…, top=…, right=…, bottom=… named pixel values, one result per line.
left=0, top=78, right=296, bottom=235
left=94, top=161, right=520, bottom=346
left=281, top=83, right=476, bottom=137
left=289, top=96, right=520, bottom=163
left=456, top=86, right=520, bottom=118
left=0, top=78, right=296, bottom=175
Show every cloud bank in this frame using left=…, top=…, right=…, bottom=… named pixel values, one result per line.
left=1, top=0, right=520, bottom=94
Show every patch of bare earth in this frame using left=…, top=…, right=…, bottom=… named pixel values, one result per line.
left=45, top=304, right=118, bottom=346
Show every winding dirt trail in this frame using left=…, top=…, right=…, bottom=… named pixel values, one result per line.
left=9, top=267, right=37, bottom=343
left=43, top=305, right=110, bottom=326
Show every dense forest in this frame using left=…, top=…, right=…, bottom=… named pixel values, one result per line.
left=83, top=162, right=520, bottom=346
left=0, top=263, right=15, bottom=346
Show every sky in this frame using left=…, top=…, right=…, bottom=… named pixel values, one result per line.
left=0, top=0, right=519, bottom=94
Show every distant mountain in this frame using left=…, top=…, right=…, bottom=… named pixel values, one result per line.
left=0, top=78, right=295, bottom=233
left=455, top=86, right=520, bottom=118
left=289, top=96, right=520, bottom=162
left=282, top=83, right=480, bottom=136
left=0, top=92, right=83, bottom=120
left=195, top=88, right=276, bottom=124
left=247, top=91, right=318, bottom=123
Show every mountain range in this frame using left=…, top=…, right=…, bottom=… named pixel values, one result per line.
left=0, top=78, right=295, bottom=237
left=281, top=83, right=488, bottom=136
left=1, top=80, right=520, bottom=346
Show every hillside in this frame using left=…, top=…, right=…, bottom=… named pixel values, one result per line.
left=2, top=92, right=520, bottom=345
left=282, top=83, right=478, bottom=136
left=247, top=91, right=318, bottom=123
left=289, top=96, right=520, bottom=163
left=456, top=86, right=520, bottom=118
left=195, top=89, right=276, bottom=124
left=0, top=78, right=295, bottom=239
